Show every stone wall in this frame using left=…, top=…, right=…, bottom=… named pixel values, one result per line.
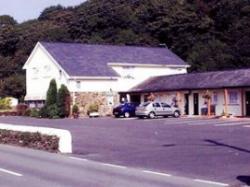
left=73, top=92, right=119, bottom=116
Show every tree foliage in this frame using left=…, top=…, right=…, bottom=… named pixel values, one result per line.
left=0, top=0, right=249, bottom=99
left=57, top=84, right=70, bottom=118
left=46, top=79, right=57, bottom=106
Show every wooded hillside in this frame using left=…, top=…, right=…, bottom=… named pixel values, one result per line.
left=0, top=0, right=249, bottom=99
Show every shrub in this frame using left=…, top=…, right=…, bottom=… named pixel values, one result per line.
left=72, top=104, right=79, bottom=114
left=39, top=106, right=48, bottom=118
left=87, top=103, right=99, bottom=115
left=0, top=97, right=11, bottom=110
left=30, top=109, right=40, bottom=118
left=0, top=130, right=59, bottom=152
left=47, top=104, right=59, bottom=119
left=16, top=104, right=28, bottom=116
left=24, top=109, right=31, bottom=116
left=46, top=79, right=57, bottom=106
left=57, top=84, right=70, bottom=118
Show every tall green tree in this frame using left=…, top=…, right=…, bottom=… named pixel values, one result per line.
left=46, top=79, right=57, bottom=106
left=57, top=84, right=70, bottom=118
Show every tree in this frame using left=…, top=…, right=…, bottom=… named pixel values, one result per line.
left=46, top=79, right=57, bottom=106
left=0, top=74, right=25, bottom=100
left=57, top=84, right=70, bottom=118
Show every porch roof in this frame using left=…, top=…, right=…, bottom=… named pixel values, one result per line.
left=128, top=69, right=250, bottom=93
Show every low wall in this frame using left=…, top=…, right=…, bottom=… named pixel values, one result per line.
left=74, top=92, right=119, bottom=116
left=0, top=123, right=72, bottom=153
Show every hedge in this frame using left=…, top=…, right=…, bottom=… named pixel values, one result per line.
left=0, top=130, right=59, bottom=153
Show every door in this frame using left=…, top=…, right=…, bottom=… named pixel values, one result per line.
left=246, top=92, right=250, bottom=116
left=184, top=94, right=189, bottom=115
left=130, top=95, right=141, bottom=105
left=152, top=102, right=162, bottom=115
left=193, top=93, right=199, bottom=115
left=161, top=103, right=172, bottom=115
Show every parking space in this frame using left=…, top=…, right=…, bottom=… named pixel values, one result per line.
left=0, top=116, right=250, bottom=186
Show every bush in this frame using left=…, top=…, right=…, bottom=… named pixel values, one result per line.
left=16, top=104, right=28, bottom=116
left=39, top=106, right=48, bottom=118
left=0, top=130, right=59, bottom=152
left=47, top=104, right=59, bottom=119
left=30, top=109, right=40, bottom=118
left=72, top=104, right=79, bottom=114
left=24, top=109, right=31, bottom=116
left=87, top=103, right=99, bottom=115
left=57, top=84, right=70, bottom=118
left=0, top=97, right=11, bottom=110
left=46, top=79, right=57, bottom=106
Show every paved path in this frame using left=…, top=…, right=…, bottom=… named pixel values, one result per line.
left=0, top=116, right=250, bottom=186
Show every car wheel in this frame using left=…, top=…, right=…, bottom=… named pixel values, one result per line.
left=124, top=112, right=130, bottom=118
left=173, top=111, right=180, bottom=118
left=148, top=112, right=155, bottom=119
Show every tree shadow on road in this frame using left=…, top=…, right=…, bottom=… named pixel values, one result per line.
left=236, top=176, right=250, bottom=186
left=204, top=139, right=250, bottom=154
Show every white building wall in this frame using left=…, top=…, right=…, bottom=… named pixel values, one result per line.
left=112, top=66, right=187, bottom=92
left=139, top=88, right=244, bottom=117
left=188, top=89, right=243, bottom=116
left=25, top=45, right=69, bottom=100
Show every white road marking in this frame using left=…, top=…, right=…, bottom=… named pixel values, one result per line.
left=0, top=168, right=23, bottom=177
left=194, top=179, right=229, bottom=186
left=101, top=163, right=127, bottom=169
left=142, top=170, right=172, bottom=177
left=244, top=125, right=250, bottom=128
left=215, top=122, right=250, bottom=126
left=69, top=157, right=88, bottom=162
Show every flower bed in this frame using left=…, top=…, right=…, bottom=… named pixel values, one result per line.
left=0, top=129, right=59, bottom=152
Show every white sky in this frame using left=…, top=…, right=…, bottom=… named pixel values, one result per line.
left=0, top=0, right=86, bottom=23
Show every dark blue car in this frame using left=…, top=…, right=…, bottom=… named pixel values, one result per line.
left=113, top=102, right=139, bottom=118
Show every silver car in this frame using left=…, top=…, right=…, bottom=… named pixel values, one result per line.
left=135, top=102, right=181, bottom=119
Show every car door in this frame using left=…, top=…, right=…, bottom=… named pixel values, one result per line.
left=161, top=103, right=172, bottom=115
left=152, top=102, right=162, bottom=116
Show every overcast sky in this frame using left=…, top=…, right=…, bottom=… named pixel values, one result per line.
left=0, top=0, right=85, bottom=23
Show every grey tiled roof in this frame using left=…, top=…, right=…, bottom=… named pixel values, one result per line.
left=129, top=69, right=250, bottom=93
left=40, top=42, right=188, bottom=77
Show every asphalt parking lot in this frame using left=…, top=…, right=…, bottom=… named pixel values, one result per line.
left=0, top=116, right=250, bottom=186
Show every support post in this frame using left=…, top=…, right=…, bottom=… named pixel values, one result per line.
left=241, top=88, right=244, bottom=117
left=207, top=94, right=211, bottom=117
left=224, top=89, right=228, bottom=117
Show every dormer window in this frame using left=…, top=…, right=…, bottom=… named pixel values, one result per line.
left=123, top=66, right=135, bottom=79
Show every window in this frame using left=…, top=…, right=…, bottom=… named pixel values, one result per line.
left=32, top=67, right=39, bottom=79
left=76, top=81, right=81, bottom=89
left=153, top=103, right=161, bottom=108
left=161, top=103, right=171, bottom=108
left=123, top=66, right=135, bottom=79
left=212, top=92, right=218, bottom=105
left=43, top=65, right=51, bottom=78
left=228, top=91, right=239, bottom=104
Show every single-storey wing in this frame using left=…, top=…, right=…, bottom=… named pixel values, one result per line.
left=124, top=69, right=250, bottom=117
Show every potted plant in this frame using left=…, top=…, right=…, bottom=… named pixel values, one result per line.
left=72, top=105, right=79, bottom=119
left=87, top=103, right=100, bottom=118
